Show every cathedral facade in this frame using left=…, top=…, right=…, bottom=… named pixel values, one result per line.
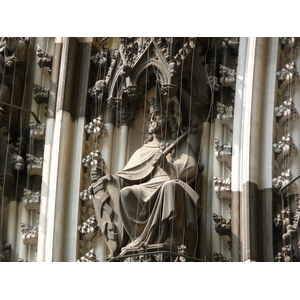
left=0, top=37, right=298, bottom=262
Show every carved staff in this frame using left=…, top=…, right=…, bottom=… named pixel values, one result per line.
left=151, top=124, right=199, bottom=168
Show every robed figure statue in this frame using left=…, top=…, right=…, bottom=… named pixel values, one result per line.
left=88, top=98, right=202, bottom=259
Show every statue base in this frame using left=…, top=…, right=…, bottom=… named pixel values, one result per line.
left=107, top=243, right=202, bottom=262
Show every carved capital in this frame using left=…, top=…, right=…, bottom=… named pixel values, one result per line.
left=26, top=154, right=43, bottom=176
left=36, top=45, right=52, bottom=74
left=216, top=102, right=233, bottom=129
left=107, top=97, right=122, bottom=110
left=215, top=139, right=232, bottom=164
left=213, top=213, right=231, bottom=237
left=32, top=83, right=49, bottom=104
left=29, top=120, right=45, bottom=140
left=122, top=86, right=144, bottom=100
left=21, top=223, right=38, bottom=245
left=214, top=176, right=231, bottom=200
left=160, top=84, right=178, bottom=98
left=23, top=188, right=40, bottom=210
left=219, top=64, right=236, bottom=90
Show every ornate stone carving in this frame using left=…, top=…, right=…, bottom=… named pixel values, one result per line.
left=173, top=38, right=194, bottom=66
left=29, top=120, right=45, bottom=140
left=32, top=83, right=49, bottom=104
left=107, top=97, right=122, bottom=111
left=213, top=213, right=231, bottom=237
left=219, top=64, right=236, bottom=90
left=94, top=80, right=108, bottom=101
left=84, top=116, right=107, bottom=136
left=88, top=106, right=202, bottom=258
left=274, top=244, right=298, bottom=262
left=216, top=102, right=233, bottom=129
left=215, top=139, right=232, bottom=164
left=36, top=45, right=52, bottom=74
left=90, top=48, right=108, bottom=68
left=11, top=152, right=24, bottom=171
left=272, top=169, right=294, bottom=194
left=156, top=37, right=170, bottom=61
left=273, top=133, right=297, bottom=168
left=23, top=189, right=40, bottom=210
left=21, top=223, right=38, bottom=245
left=213, top=252, right=232, bottom=262
left=26, top=154, right=43, bottom=176
left=77, top=249, right=99, bottom=262
left=82, top=150, right=105, bottom=183
left=160, top=84, right=178, bottom=98
left=80, top=189, right=94, bottom=222
left=222, top=38, right=239, bottom=55
left=276, top=61, right=300, bottom=93
left=274, top=97, right=299, bottom=127
left=78, top=215, right=99, bottom=241
left=214, top=168, right=231, bottom=200
left=122, top=85, right=144, bottom=100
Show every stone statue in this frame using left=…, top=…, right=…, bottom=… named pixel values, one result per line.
left=88, top=98, right=202, bottom=258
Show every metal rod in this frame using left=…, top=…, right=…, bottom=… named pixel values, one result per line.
left=0, top=101, right=41, bottom=124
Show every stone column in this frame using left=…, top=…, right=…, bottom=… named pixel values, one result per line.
left=231, top=37, right=279, bottom=262
left=37, top=37, right=63, bottom=262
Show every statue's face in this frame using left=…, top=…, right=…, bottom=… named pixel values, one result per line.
left=148, top=115, right=166, bottom=134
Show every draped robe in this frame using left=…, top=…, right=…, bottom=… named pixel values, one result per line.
left=90, top=138, right=201, bottom=256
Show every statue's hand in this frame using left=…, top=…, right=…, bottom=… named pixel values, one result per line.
left=152, top=150, right=170, bottom=170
